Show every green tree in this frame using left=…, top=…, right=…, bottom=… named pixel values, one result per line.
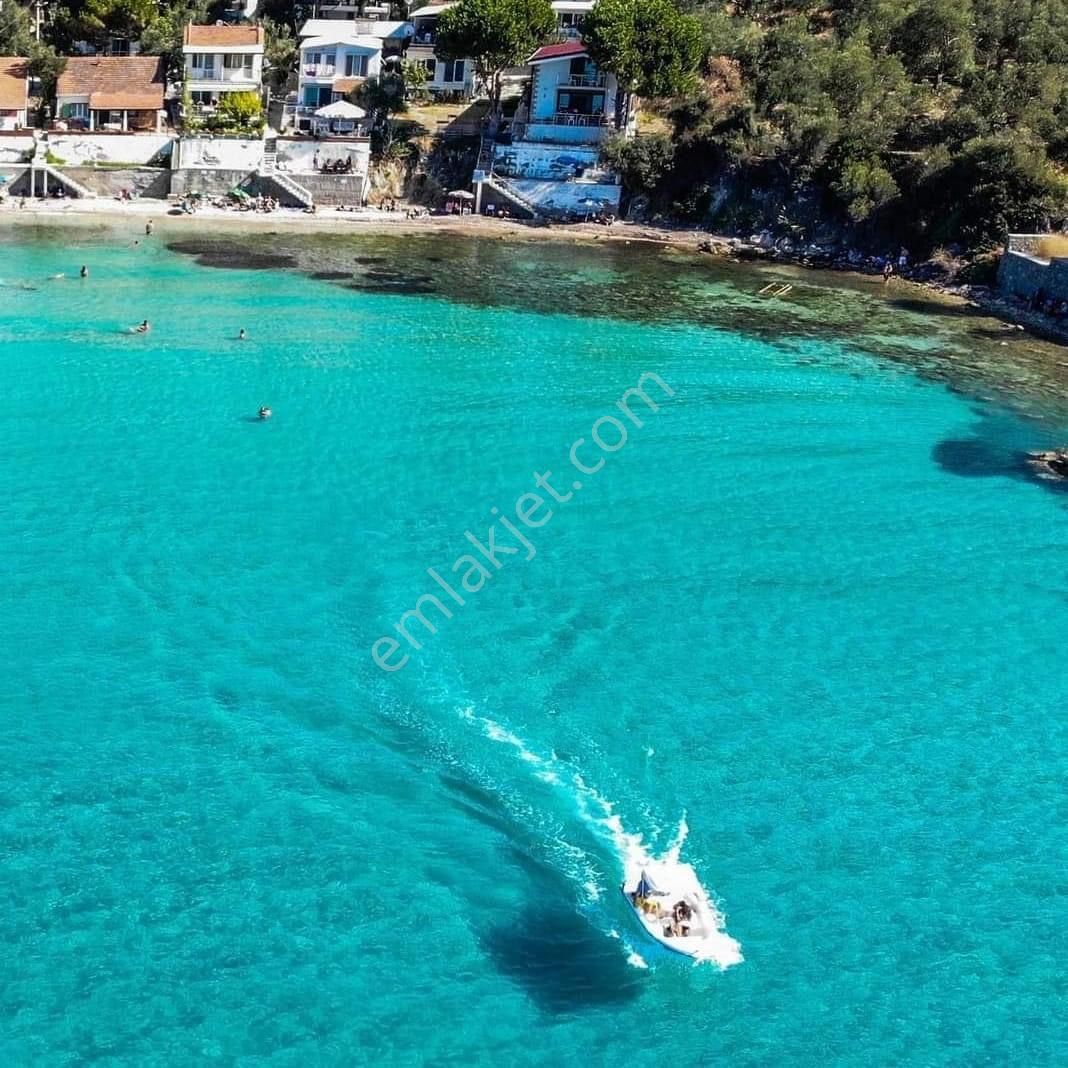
left=833, top=157, right=899, bottom=220
left=435, top=0, right=555, bottom=109
left=891, top=0, right=975, bottom=88
left=401, top=59, right=430, bottom=102
left=0, top=1, right=36, bottom=55
left=212, top=90, right=264, bottom=132
left=583, top=0, right=704, bottom=100
left=353, top=71, right=408, bottom=149
left=263, top=17, right=298, bottom=93
left=141, top=1, right=210, bottom=84
left=77, top=0, right=160, bottom=47
left=601, top=132, right=675, bottom=194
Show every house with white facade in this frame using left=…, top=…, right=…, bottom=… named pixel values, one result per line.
left=479, top=40, right=632, bottom=219
left=0, top=57, right=30, bottom=131
left=298, top=19, right=413, bottom=52
left=289, top=31, right=385, bottom=131
left=406, top=3, right=475, bottom=98
left=551, top=0, right=595, bottom=39
left=182, top=24, right=265, bottom=115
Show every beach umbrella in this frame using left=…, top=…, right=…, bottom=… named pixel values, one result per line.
left=447, top=190, right=475, bottom=200
left=314, top=100, right=366, bottom=120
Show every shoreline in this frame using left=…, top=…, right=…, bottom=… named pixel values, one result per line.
left=6, top=195, right=1063, bottom=346
left=0, top=196, right=709, bottom=248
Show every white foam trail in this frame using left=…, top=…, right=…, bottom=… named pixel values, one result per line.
left=457, top=706, right=743, bottom=970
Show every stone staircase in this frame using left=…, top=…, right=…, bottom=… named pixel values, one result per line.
left=261, top=136, right=278, bottom=172
left=478, top=172, right=538, bottom=219
left=32, top=163, right=96, bottom=198
left=257, top=167, right=314, bottom=209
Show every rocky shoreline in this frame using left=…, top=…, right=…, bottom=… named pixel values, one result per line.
left=693, top=233, right=1068, bottom=347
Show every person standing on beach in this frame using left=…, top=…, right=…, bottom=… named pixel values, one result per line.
left=882, top=260, right=894, bottom=283
left=145, top=220, right=154, bottom=236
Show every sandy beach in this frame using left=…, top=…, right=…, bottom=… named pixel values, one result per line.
left=0, top=194, right=707, bottom=248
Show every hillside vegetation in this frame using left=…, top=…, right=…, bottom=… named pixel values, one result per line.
left=605, top=0, right=1068, bottom=253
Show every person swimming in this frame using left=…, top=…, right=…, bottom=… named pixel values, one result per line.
left=80, top=265, right=89, bottom=278
left=258, top=406, right=272, bottom=420
left=133, top=319, right=150, bottom=333
left=238, top=328, right=247, bottom=341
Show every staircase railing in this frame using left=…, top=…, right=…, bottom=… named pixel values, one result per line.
left=259, top=168, right=314, bottom=208
left=36, top=164, right=95, bottom=198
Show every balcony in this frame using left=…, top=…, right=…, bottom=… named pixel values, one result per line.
left=188, top=66, right=257, bottom=84
left=567, top=72, right=606, bottom=88
left=302, top=64, right=337, bottom=79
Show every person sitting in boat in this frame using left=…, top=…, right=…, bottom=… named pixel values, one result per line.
left=134, top=319, right=150, bottom=333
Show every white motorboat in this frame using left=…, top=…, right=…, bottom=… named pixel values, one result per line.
left=621, top=864, right=723, bottom=961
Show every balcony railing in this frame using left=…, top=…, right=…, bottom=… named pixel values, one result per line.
left=567, top=72, right=606, bottom=87
left=302, top=64, right=337, bottom=78
left=189, top=66, right=256, bottom=83
left=550, top=111, right=610, bottom=127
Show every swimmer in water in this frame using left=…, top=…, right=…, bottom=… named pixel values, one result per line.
left=80, top=265, right=89, bottom=278
left=238, top=328, right=246, bottom=341
left=133, top=319, right=150, bottom=333
left=258, top=406, right=272, bottom=420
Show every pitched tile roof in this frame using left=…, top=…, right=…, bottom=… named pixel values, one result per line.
left=0, top=56, right=29, bottom=111
left=529, top=41, right=588, bottom=64
left=56, top=56, right=166, bottom=111
left=183, top=24, right=265, bottom=47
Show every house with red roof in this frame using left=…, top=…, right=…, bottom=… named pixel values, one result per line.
left=182, top=24, right=265, bottom=117
left=477, top=37, right=632, bottom=220
left=0, top=57, right=30, bottom=131
left=519, top=40, right=625, bottom=145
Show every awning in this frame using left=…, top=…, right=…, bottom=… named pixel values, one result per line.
left=314, top=100, right=366, bottom=119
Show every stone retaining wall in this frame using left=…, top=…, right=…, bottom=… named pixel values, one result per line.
left=63, top=166, right=170, bottom=199
left=997, top=249, right=1068, bottom=302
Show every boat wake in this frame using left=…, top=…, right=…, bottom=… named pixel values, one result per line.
left=457, top=706, right=743, bottom=970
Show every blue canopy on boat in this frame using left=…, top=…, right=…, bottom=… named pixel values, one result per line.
left=636, top=870, right=661, bottom=897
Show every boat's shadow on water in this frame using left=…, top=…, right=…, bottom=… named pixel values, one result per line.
left=479, top=904, right=644, bottom=1014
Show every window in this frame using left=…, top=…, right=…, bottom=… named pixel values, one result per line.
left=422, top=58, right=436, bottom=75
left=65, top=102, right=89, bottom=119
left=443, top=59, right=464, bottom=83
left=224, top=54, right=254, bottom=76
left=344, top=53, right=369, bottom=77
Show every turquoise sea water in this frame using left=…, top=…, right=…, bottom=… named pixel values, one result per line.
left=1, top=224, right=1066, bottom=1065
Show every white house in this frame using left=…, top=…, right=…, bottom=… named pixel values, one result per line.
left=290, top=33, right=384, bottom=130
left=406, top=3, right=476, bottom=98
left=551, top=0, right=595, bottom=38
left=182, top=24, right=265, bottom=114
left=298, top=19, right=413, bottom=51
left=0, top=57, right=30, bottom=131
